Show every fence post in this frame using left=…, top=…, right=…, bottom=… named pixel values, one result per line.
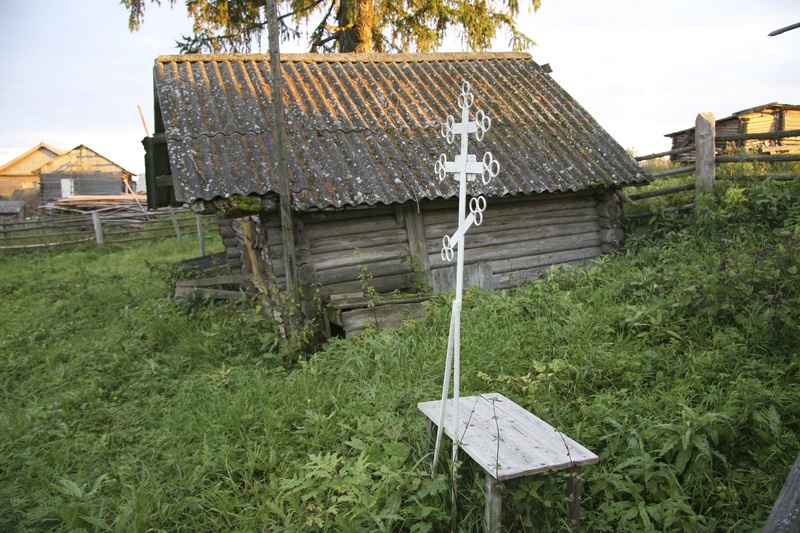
left=195, top=214, right=206, bottom=256
left=92, top=211, right=104, bottom=246
left=695, top=112, right=716, bottom=196
left=169, top=207, right=182, bottom=242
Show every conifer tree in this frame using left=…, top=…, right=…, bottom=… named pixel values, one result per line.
left=122, top=0, right=541, bottom=53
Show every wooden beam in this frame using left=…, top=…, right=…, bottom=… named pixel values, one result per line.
left=402, top=203, right=431, bottom=285
left=695, top=113, right=716, bottom=195
left=635, top=146, right=694, bottom=161
left=648, top=166, right=694, bottom=179
left=763, top=453, right=800, bottom=532
left=267, top=0, right=300, bottom=310
left=628, top=183, right=694, bottom=201
left=485, top=474, right=502, bottom=533
left=240, top=218, right=264, bottom=283
left=716, top=128, right=800, bottom=142
left=716, top=154, right=800, bottom=163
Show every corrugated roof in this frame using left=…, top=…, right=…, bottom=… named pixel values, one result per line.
left=154, top=52, right=649, bottom=210
left=0, top=200, right=24, bottom=214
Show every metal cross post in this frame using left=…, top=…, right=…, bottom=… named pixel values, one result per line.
left=432, top=81, right=500, bottom=480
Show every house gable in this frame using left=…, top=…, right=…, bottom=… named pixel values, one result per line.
left=0, top=143, right=64, bottom=198
left=38, top=145, right=135, bottom=203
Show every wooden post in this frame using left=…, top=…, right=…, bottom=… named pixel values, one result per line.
left=266, top=0, right=300, bottom=311
left=169, top=207, right=182, bottom=241
left=695, top=112, right=716, bottom=196
left=195, top=214, right=206, bottom=256
left=567, top=466, right=583, bottom=533
left=401, top=204, right=432, bottom=288
left=764, top=453, right=800, bottom=532
left=485, top=474, right=502, bottom=533
left=240, top=218, right=264, bottom=283
left=92, top=211, right=104, bottom=246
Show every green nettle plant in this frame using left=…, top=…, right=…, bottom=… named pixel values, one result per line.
left=1, top=178, right=798, bottom=531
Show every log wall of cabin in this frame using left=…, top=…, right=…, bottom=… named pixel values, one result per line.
left=253, top=190, right=617, bottom=300
left=257, top=205, right=418, bottom=297
left=423, top=192, right=608, bottom=292
left=782, top=110, right=800, bottom=148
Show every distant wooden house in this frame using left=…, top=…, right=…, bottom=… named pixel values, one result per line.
left=666, top=103, right=800, bottom=162
left=38, top=145, right=135, bottom=204
left=145, top=52, right=649, bottom=336
left=0, top=142, right=63, bottom=199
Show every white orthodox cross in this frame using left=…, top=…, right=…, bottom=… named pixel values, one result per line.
left=432, top=81, right=500, bottom=479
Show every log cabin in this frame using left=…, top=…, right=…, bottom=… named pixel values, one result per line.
left=145, top=52, right=650, bottom=337
left=665, top=103, right=800, bottom=163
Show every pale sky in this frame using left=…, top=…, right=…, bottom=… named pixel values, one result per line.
left=0, top=0, right=798, bottom=176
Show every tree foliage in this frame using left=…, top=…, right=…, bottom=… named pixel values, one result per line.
left=121, top=0, right=541, bottom=54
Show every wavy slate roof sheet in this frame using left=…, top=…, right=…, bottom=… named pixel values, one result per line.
left=154, top=52, right=649, bottom=210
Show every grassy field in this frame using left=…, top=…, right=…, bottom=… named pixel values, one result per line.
left=1, top=181, right=799, bottom=531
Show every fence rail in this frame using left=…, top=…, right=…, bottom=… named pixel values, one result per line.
left=0, top=207, right=217, bottom=252
left=628, top=122, right=800, bottom=212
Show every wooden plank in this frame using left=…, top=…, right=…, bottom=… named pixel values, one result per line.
left=429, top=221, right=601, bottom=253
left=240, top=218, right=264, bottom=282
left=635, top=146, right=694, bottom=161
left=319, top=273, right=411, bottom=299
left=421, top=196, right=597, bottom=226
left=328, top=295, right=428, bottom=311
left=491, top=246, right=602, bottom=274
left=313, top=255, right=410, bottom=284
left=175, top=274, right=249, bottom=288
left=338, top=300, right=428, bottom=338
left=648, top=166, right=694, bottom=179
left=313, top=242, right=408, bottom=271
left=716, top=128, right=800, bottom=142
left=628, top=183, right=694, bottom=201
left=418, top=393, right=598, bottom=481
left=303, top=212, right=403, bottom=240
left=695, top=112, right=716, bottom=195
left=716, top=153, right=800, bottom=163
left=429, top=261, right=493, bottom=293
left=301, top=203, right=396, bottom=224
left=485, top=474, right=502, bottom=533
left=428, top=232, right=601, bottom=270
left=310, top=228, right=408, bottom=254
left=403, top=204, right=431, bottom=278
left=763, top=452, right=800, bottom=532
left=174, top=286, right=256, bottom=300
left=424, top=208, right=598, bottom=239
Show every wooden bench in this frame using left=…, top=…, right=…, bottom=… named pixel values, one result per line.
left=418, top=392, right=598, bottom=532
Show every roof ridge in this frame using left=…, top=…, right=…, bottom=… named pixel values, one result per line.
left=156, top=51, right=532, bottom=64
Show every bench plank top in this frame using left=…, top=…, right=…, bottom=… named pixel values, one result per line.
left=418, top=392, right=598, bottom=481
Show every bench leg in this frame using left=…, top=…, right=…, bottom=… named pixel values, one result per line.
left=567, top=466, right=582, bottom=533
left=485, top=473, right=502, bottom=533
left=424, top=420, right=435, bottom=452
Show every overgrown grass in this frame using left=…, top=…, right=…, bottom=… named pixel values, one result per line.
left=1, top=182, right=799, bottom=531
left=627, top=160, right=800, bottom=219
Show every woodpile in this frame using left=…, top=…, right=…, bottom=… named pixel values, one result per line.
left=44, top=193, right=147, bottom=213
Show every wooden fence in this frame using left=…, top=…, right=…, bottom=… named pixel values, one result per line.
left=0, top=207, right=218, bottom=253
left=627, top=117, right=800, bottom=219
